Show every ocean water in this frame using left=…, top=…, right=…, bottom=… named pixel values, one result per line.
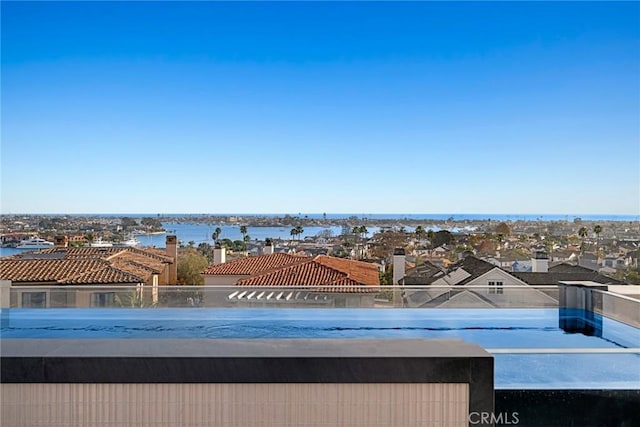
left=23, top=213, right=640, bottom=222
left=1, top=223, right=363, bottom=255
left=141, top=223, right=349, bottom=248
left=2, top=213, right=637, bottom=256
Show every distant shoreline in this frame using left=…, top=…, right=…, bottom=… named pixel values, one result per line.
left=1, top=213, right=638, bottom=222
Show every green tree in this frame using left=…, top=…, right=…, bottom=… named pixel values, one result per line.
left=544, top=237, right=556, bottom=258
left=121, top=217, right=138, bottom=229
left=379, top=266, right=394, bottom=285
left=432, top=230, right=454, bottom=248
left=426, top=229, right=436, bottom=247
left=212, top=227, right=222, bottom=244
left=294, top=225, right=304, bottom=241
left=593, top=224, right=602, bottom=257
left=578, top=226, right=588, bottom=253
left=197, top=242, right=214, bottom=263
left=370, top=230, right=408, bottom=259
left=352, top=225, right=368, bottom=242
left=240, top=225, right=248, bottom=242
left=219, top=238, right=233, bottom=249
left=414, top=225, right=426, bottom=241
left=177, top=249, right=209, bottom=285
left=332, top=245, right=350, bottom=258
left=141, top=217, right=163, bottom=230
left=359, top=225, right=368, bottom=240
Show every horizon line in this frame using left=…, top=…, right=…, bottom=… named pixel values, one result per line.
left=1, top=212, right=638, bottom=218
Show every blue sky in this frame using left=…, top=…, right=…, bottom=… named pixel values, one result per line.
left=1, top=1, right=639, bottom=215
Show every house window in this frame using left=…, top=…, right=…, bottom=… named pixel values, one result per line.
left=91, top=292, right=115, bottom=307
left=488, top=281, right=503, bottom=295
left=22, top=292, right=46, bottom=308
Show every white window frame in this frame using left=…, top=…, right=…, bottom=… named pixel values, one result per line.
left=488, top=281, right=504, bottom=295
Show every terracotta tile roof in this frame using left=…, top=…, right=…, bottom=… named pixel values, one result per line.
left=0, top=246, right=172, bottom=285
left=0, top=258, right=145, bottom=284
left=35, top=247, right=123, bottom=259
left=201, top=253, right=310, bottom=275
left=313, top=255, right=380, bottom=286
left=235, top=255, right=379, bottom=292
left=59, top=265, right=144, bottom=285
left=0, top=259, right=113, bottom=283
left=109, top=251, right=166, bottom=276
left=123, top=247, right=174, bottom=263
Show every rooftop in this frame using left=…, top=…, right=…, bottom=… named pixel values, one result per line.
left=236, top=255, right=380, bottom=292
left=0, top=246, right=173, bottom=284
left=201, top=253, right=309, bottom=276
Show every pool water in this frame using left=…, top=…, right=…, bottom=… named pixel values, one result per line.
left=2, top=308, right=639, bottom=389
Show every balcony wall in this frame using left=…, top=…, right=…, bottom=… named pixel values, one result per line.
left=1, top=338, right=494, bottom=427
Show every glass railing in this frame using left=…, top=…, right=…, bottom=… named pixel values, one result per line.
left=3, top=283, right=638, bottom=391
left=3, top=284, right=561, bottom=309
left=594, top=289, right=640, bottom=328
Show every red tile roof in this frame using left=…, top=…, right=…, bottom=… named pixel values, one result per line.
left=314, top=256, right=380, bottom=286
left=201, top=253, right=310, bottom=275
left=235, top=255, right=379, bottom=292
left=0, top=246, right=173, bottom=285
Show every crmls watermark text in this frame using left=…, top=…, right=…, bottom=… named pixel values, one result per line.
left=469, top=411, right=520, bottom=425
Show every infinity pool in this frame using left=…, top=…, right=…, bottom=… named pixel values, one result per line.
left=2, top=308, right=639, bottom=389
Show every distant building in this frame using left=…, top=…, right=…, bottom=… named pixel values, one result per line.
left=0, top=236, right=178, bottom=307
left=398, top=254, right=625, bottom=308
left=201, top=249, right=380, bottom=307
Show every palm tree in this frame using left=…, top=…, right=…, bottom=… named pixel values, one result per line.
left=593, top=224, right=602, bottom=241
left=426, top=229, right=435, bottom=248
left=359, top=225, right=368, bottom=241
left=415, top=225, right=426, bottom=241
left=544, top=237, right=555, bottom=260
left=212, top=227, right=222, bottom=244
left=290, top=227, right=298, bottom=244
left=358, top=225, right=369, bottom=259
left=352, top=226, right=361, bottom=243
left=294, top=225, right=304, bottom=241
left=243, top=234, right=250, bottom=251
left=578, top=226, right=588, bottom=254
left=593, top=224, right=602, bottom=259
left=240, top=225, right=248, bottom=241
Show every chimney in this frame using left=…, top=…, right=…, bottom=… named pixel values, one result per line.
left=262, top=238, right=274, bottom=255
left=166, top=235, right=178, bottom=284
left=532, top=250, right=549, bottom=273
left=392, top=248, right=406, bottom=285
left=54, top=235, right=68, bottom=248
left=214, top=243, right=226, bottom=265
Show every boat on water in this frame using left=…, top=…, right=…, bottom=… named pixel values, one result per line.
left=15, top=237, right=55, bottom=249
left=90, top=238, right=114, bottom=248
left=121, top=236, right=140, bottom=247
